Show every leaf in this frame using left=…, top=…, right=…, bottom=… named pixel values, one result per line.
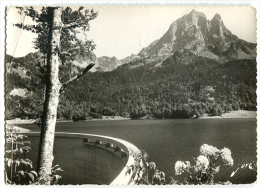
left=14, top=173, right=21, bottom=182
left=12, top=148, right=19, bottom=154
left=6, top=138, right=12, bottom=142
left=17, top=134, right=28, bottom=139
left=51, top=165, right=59, bottom=169
left=149, top=162, right=156, bottom=170
left=15, top=159, right=21, bottom=166
left=125, top=167, right=132, bottom=175
left=18, top=170, right=25, bottom=177
left=53, top=175, right=62, bottom=184
left=30, top=171, right=38, bottom=177
left=160, top=171, right=165, bottom=178
left=7, top=159, right=12, bottom=167
left=21, top=146, right=31, bottom=153
left=20, top=159, right=33, bottom=168
left=54, top=175, right=61, bottom=179
left=28, top=172, right=35, bottom=181
left=53, top=167, right=63, bottom=172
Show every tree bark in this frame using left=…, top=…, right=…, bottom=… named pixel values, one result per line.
left=37, top=7, right=62, bottom=181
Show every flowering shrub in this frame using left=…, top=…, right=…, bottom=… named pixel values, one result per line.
left=126, top=150, right=165, bottom=185
left=173, top=144, right=234, bottom=185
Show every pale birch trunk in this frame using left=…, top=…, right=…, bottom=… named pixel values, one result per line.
left=37, top=7, right=62, bottom=181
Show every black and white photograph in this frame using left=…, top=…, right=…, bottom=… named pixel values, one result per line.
left=2, top=3, right=258, bottom=186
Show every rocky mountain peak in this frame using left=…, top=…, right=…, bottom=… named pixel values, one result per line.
left=211, top=13, right=222, bottom=21
left=208, top=13, right=235, bottom=43
left=73, top=10, right=255, bottom=72
left=210, top=13, right=225, bottom=30
left=131, top=9, right=255, bottom=65
left=186, top=9, right=207, bottom=25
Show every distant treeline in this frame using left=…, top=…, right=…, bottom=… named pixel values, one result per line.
left=5, top=53, right=256, bottom=120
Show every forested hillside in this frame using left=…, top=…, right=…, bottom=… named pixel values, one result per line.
left=5, top=54, right=257, bottom=121
left=5, top=53, right=45, bottom=119
left=60, top=57, right=256, bottom=120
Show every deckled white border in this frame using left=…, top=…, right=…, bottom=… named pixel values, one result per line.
left=0, top=1, right=259, bottom=188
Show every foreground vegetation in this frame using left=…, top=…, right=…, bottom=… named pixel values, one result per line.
left=5, top=128, right=62, bottom=185
left=128, top=144, right=256, bottom=185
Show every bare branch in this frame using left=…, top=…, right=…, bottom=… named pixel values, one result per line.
left=63, top=22, right=82, bottom=30
left=60, top=63, right=95, bottom=93
left=59, top=51, right=72, bottom=56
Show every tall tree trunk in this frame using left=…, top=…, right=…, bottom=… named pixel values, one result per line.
left=37, top=7, right=62, bottom=181
left=43, top=55, right=46, bottom=100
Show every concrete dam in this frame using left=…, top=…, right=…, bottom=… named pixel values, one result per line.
left=6, top=132, right=140, bottom=185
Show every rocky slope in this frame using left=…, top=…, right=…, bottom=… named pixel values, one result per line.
left=135, top=10, right=256, bottom=66
left=6, top=10, right=257, bottom=77
left=14, top=10, right=254, bottom=73
left=91, top=54, right=141, bottom=72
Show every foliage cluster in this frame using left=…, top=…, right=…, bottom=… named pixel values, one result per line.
left=126, top=150, right=166, bottom=185
left=5, top=129, right=35, bottom=184
left=5, top=128, right=62, bottom=185
left=172, top=144, right=234, bottom=185
left=128, top=144, right=256, bottom=185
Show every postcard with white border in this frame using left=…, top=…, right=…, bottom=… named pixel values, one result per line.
left=2, top=2, right=258, bottom=187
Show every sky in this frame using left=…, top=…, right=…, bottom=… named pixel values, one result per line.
left=6, top=6, right=256, bottom=59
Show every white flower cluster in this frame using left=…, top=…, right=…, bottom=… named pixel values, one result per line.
left=220, top=147, right=234, bottom=166
left=174, top=161, right=191, bottom=175
left=200, top=144, right=219, bottom=157
left=196, top=155, right=209, bottom=172
left=200, top=144, right=233, bottom=166
left=175, top=144, right=234, bottom=178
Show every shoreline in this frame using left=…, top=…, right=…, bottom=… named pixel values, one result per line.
left=198, top=110, right=256, bottom=119
left=5, top=110, right=256, bottom=126
left=5, top=116, right=131, bottom=126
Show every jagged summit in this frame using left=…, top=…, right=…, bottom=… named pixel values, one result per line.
left=138, top=10, right=209, bottom=57
left=186, top=9, right=207, bottom=23
left=190, top=9, right=196, bottom=13
left=137, top=9, right=255, bottom=63
left=212, top=13, right=221, bottom=21
left=210, top=13, right=225, bottom=32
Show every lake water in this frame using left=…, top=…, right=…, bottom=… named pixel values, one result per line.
left=17, top=118, right=257, bottom=184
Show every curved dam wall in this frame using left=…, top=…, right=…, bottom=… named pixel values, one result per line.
left=6, top=132, right=139, bottom=185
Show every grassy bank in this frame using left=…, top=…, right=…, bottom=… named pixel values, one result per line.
left=199, top=110, right=256, bottom=119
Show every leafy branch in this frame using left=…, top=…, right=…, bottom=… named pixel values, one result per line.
left=5, top=128, right=63, bottom=185
left=126, top=150, right=165, bottom=185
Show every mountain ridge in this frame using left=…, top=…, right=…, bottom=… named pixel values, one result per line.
left=80, top=10, right=255, bottom=71
left=6, top=10, right=256, bottom=72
